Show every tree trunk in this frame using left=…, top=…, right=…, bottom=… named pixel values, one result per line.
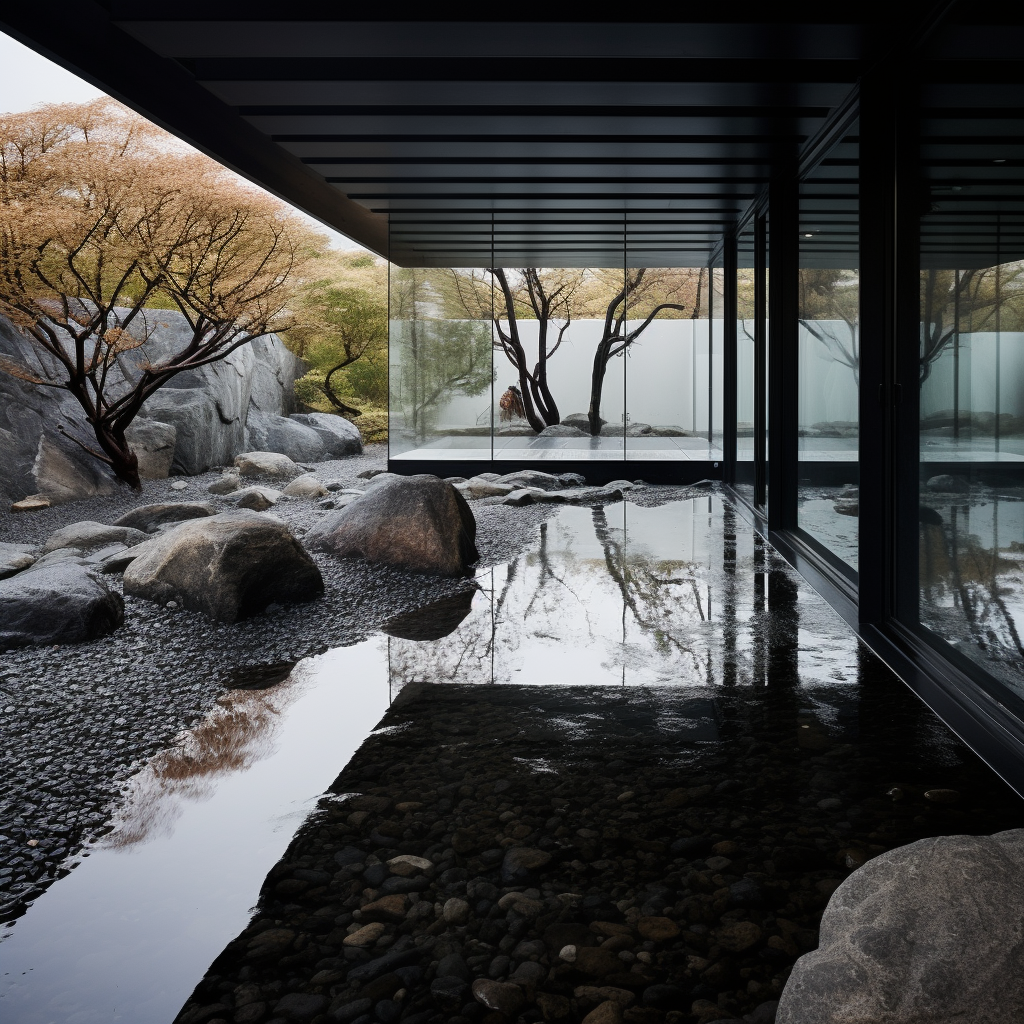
left=588, top=339, right=612, bottom=436
left=323, top=363, right=362, bottom=418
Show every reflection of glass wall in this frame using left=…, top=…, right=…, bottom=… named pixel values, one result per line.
left=711, top=258, right=725, bottom=452
left=735, top=222, right=757, bottom=501
left=916, top=65, right=1024, bottom=699
left=388, top=267, right=493, bottom=459
left=389, top=254, right=722, bottom=462
left=626, top=266, right=711, bottom=461
left=797, top=122, right=860, bottom=569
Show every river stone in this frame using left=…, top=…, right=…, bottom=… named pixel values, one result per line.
left=458, top=479, right=515, bottom=499
left=0, top=561, right=124, bottom=649
left=283, top=474, right=328, bottom=498
left=539, top=423, right=589, bottom=437
left=343, top=922, right=385, bottom=946
left=113, top=502, right=218, bottom=532
left=122, top=510, right=324, bottom=622
left=637, top=916, right=680, bottom=941
left=574, top=947, right=622, bottom=978
left=290, top=412, right=363, bottom=457
left=207, top=472, right=242, bottom=495
left=0, top=543, right=37, bottom=580
left=272, top=992, right=326, bottom=1021
left=233, top=486, right=283, bottom=512
left=926, top=473, right=970, bottom=494
left=501, top=846, right=552, bottom=883
left=777, top=830, right=1024, bottom=1024
left=304, top=474, right=478, bottom=577
left=10, top=494, right=51, bottom=512
left=42, top=521, right=148, bottom=554
left=471, top=979, right=525, bottom=1016
left=124, top=417, right=177, bottom=479
left=582, top=1001, right=624, bottom=1024
left=714, top=921, right=762, bottom=952
left=562, top=412, right=606, bottom=430
left=234, top=451, right=302, bottom=479
left=496, top=469, right=566, bottom=491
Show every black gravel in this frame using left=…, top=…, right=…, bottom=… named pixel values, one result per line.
left=0, top=451, right=674, bottom=922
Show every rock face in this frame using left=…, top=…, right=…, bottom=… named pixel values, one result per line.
left=0, top=562, right=124, bottom=649
left=244, top=414, right=326, bottom=463
left=304, top=474, right=478, bottom=577
left=777, top=830, right=1024, bottom=1024
left=0, top=309, right=304, bottom=502
left=122, top=511, right=324, bottom=623
left=289, top=413, right=363, bottom=458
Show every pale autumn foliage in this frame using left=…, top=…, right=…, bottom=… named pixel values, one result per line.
left=0, top=98, right=328, bottom=488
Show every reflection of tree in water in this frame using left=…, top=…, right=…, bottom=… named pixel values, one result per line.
left=100, top=680, right=304, bottom=850
left=590, top=506, right=711, bottom=677
left=920, top=505, right=1024, bottom=675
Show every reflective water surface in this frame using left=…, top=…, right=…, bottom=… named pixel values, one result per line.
left=1, top=495, right=1018, bottom=1023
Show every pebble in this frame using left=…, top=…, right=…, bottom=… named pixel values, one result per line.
left=471, top=979, right=525, bottom=1015
left=343, top=922, right=385, bottom=946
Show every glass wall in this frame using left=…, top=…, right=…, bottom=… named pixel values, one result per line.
left=388, top=267, right=493, bottom=459
left=389, top=248, right=721, bottom=463
left=797, top=122, right=860, bottom=569
left=914, top=59, right=1024, bottom=700
left=735, top=221, right=757, bottom=501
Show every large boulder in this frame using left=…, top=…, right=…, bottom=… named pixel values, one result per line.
left=42, top=521, right=149, bottom=554
left=244, top=413, right=326, bottom=463
left=304, top=474, right=478, bottom=577
left=124, top=417, right=177, bottom=479
left=0, top=309, right=304, bottom=493
left=0, top=562, right=124, bottom=649
left=234, top=451, right=303, bottom=479
left=290, top=413, right=363, bottom=457
left=122, top=510, right=324, bottom=622
left=113, top=502, right=219, bottom=533
left=777, top=830, right=1024, bottom=1024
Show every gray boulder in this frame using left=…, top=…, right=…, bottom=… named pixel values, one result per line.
left=233, top=486, right=282, bottom=511
left=113, top=502, right=219, bottom=533
left=496, top=470, right=566, bottom=491
left=0, top=561, right=124, bottom=649
left=0, top=309, right=304, bottom=493
left=926, top=474, right=971, bottom=494
left=0, top=543, right=38, bottom=580
left=207, top=472, right=242, bottom=495
left=234, top=451, right=302, bottom=479
left=124, top=417, right=177, bottom=479
left=283, top=474, right=328, bottom=498
left=244, top=413, right=326, bottom=463
left=42, top=521, right=149, bottom=554
left=538, top=423, right=588, bottom=437
left=290, top=413, right=363, bottom=457
left=122, top=510, right=324, bottom=623
left=561, top=412, right=605, bottom=430
left=777, top=829, right=1024, bottom=1024
left=304, top=474, right=478, bottom=577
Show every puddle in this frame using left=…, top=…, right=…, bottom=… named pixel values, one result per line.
left=0, top=496, right=908, bottom=1022
left=0, top=645, right=391, bottom=1024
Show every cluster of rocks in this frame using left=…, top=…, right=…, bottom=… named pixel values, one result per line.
left=0, top=444, right=573, bottom=921
left=0, top=308, right=366, bottom=509
left=3, top=458, right=653, bottom=649
left=174, top=680, right=1024, bottom=1024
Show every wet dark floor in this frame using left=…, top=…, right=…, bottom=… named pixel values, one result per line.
left=3, top=492, right=1024, bottom=1024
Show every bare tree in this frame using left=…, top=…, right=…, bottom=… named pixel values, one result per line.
left=587, top=269, right=689, bottom=435
left=0, top=100, right=325, bottom=489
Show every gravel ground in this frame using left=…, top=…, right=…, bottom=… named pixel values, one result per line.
left=173, top=678, right=1024, bottom=1024
left=0, top=451, right=688, bottom=922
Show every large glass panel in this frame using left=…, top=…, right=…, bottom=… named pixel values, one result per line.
left=797, top=122, right=860, bottom=568
left=388, top=265, right=493, bottom=460
left=915, top=37, right=1024, bottom=699
left=624, top=264, right=710, bottom=462
left=735, top=222, right=757, bottom=501
left=489, top=266, right=625, bottom=461
left=711, top=256, right=725, bottom=458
